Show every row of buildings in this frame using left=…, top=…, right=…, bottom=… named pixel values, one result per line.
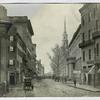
left=0, top=5, right=37, bottom=86
left=36, top=60, right=44, bottom=77
left=66, top=4, right=100, bottom=87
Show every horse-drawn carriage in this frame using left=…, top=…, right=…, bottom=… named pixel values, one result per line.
left=23, top=77, right=34, bottom=91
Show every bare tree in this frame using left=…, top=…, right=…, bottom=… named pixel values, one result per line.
left=48, top=44, right=67, bottom=77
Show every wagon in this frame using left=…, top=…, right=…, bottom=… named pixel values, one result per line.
left=23, top=77, right=34, bottom=91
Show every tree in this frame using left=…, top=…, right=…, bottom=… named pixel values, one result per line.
left=48, top=44, right=66, bottom=77
left=48, top=33, right=69, bottom=78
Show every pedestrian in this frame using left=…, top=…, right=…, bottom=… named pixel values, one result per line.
left=74, top=79, right=76, bottom=87
left=65, top=77, right=67, bottom=83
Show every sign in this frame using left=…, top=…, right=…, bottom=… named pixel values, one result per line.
left=73, top=70, right=81, bottom=74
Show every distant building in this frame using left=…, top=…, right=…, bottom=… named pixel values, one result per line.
left=0, top=5, right=36, bottom=86
left=79, top=4, right=100, bottom=87
left=36, top=60, right=44, bottom=77
left=67, top=25, right=82, bottom=82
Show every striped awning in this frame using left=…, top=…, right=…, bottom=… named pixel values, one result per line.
left=88, top=65, right=95, bottom=74
left=97, top=68, right=100, bottom=73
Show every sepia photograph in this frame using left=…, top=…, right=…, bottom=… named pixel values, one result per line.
left=0, top=1, right=100, bottom=97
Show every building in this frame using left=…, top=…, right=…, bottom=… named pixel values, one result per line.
left=36, top=60, right=44, bottom=77
left=0, top=5, right=37, bottom=86
left=79, top=4, right=100, bottom=87
left=67, top=25, right=82, bottom=83
left=0, top=5, right=11, bottom=84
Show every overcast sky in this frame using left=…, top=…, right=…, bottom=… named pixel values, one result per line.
left=3, top=4, right=83, bottom=73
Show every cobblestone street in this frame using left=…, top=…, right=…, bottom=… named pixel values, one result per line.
left=4, top=79, right=100, bottom=97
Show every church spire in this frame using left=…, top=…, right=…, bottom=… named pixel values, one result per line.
left=62, top=16, right=68, bottom=49
left=64, top=16, right=66, bottom=33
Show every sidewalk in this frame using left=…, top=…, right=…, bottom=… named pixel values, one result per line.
left=66, top=81, right=100, bottom=92
left=4, top=83, right=25, bottom=97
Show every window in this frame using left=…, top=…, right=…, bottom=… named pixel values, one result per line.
left=89, top=49, right=91, bottom=60
left=82, top=17, right=85, bottom=26
left=83, top=66, right=86, bottom=69
left=82, top=33, right=85, bottom=42
left=88, top=12, right=92, bottom=22
left=96, top=43, right=99, bottom=56
left=83, top=51, right=85, bottom=61
left=88, top=30, right=91, bottom=40
left=9, top=46, right=14, bottom=51
left=73, top=64, right=75, bottom=70
left=94, top=8, right=96, bottom=18
left=9, top=59, right=14, bottom=65
left=96, top=20, right=99, bottom=31
left=10, top=36, right=14, bottom=42
left=88, top=65, right=92, bottom=68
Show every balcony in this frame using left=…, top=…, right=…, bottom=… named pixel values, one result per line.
left=67, top=57, right=76, bottom=64
left=92, top=31, right=100, bottom=39
left=79, top=39, right=94, bottom=48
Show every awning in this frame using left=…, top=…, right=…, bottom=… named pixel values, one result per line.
left=97, top=68, right=100, bottom=73
left=88, top=65, right=95, bottom=74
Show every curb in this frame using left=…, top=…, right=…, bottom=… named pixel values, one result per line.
left=66, top=84, right=100, bottom=92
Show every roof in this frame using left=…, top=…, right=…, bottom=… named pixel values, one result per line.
left=0, top=20, right=12, bottom=31
left=8, top=16, right=34, bottom=36
left=69, top=24, right=81, bottom=47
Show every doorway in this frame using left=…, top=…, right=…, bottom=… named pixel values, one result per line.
left=10, top=73, right=15, bottom=85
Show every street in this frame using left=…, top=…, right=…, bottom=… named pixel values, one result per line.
left=4, top=79, right=100, bottom=97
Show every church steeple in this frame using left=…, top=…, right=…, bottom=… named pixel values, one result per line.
left=62, top=17, right=68, bottom=49
left=64, top=17, right=66, bottom=34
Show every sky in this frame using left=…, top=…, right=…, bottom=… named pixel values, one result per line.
left=3, top=4, right=83, bottom=73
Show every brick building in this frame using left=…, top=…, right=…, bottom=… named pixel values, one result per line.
left=79, top=4, right=100, bottom=87
left=0, top=5, right=36, bottom=86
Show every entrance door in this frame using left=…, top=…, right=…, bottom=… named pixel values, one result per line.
left=10, top=73, right=15, bottom=85
left=88, top=74, right=92, bottom=85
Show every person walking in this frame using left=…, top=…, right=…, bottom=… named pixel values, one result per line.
left=74, top=79, right=77, bottom=87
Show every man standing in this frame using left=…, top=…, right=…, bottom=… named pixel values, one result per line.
left=74, top=79, right=76, bottom=87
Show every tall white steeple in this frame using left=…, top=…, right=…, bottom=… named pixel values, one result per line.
left=62, top=17, right=68, bottom=49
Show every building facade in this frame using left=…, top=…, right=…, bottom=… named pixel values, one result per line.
left=67, top=25, right=82, bottom=83
left=0, top=5, right=37, bottom=86
left=36, top=60, right=44, bottom=77
left=79, top=4, right=100, bottom=87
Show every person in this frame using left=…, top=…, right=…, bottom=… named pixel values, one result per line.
left=74, top=79, right=76, bottom=87
left=65, top=77, right=67, bottom=83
